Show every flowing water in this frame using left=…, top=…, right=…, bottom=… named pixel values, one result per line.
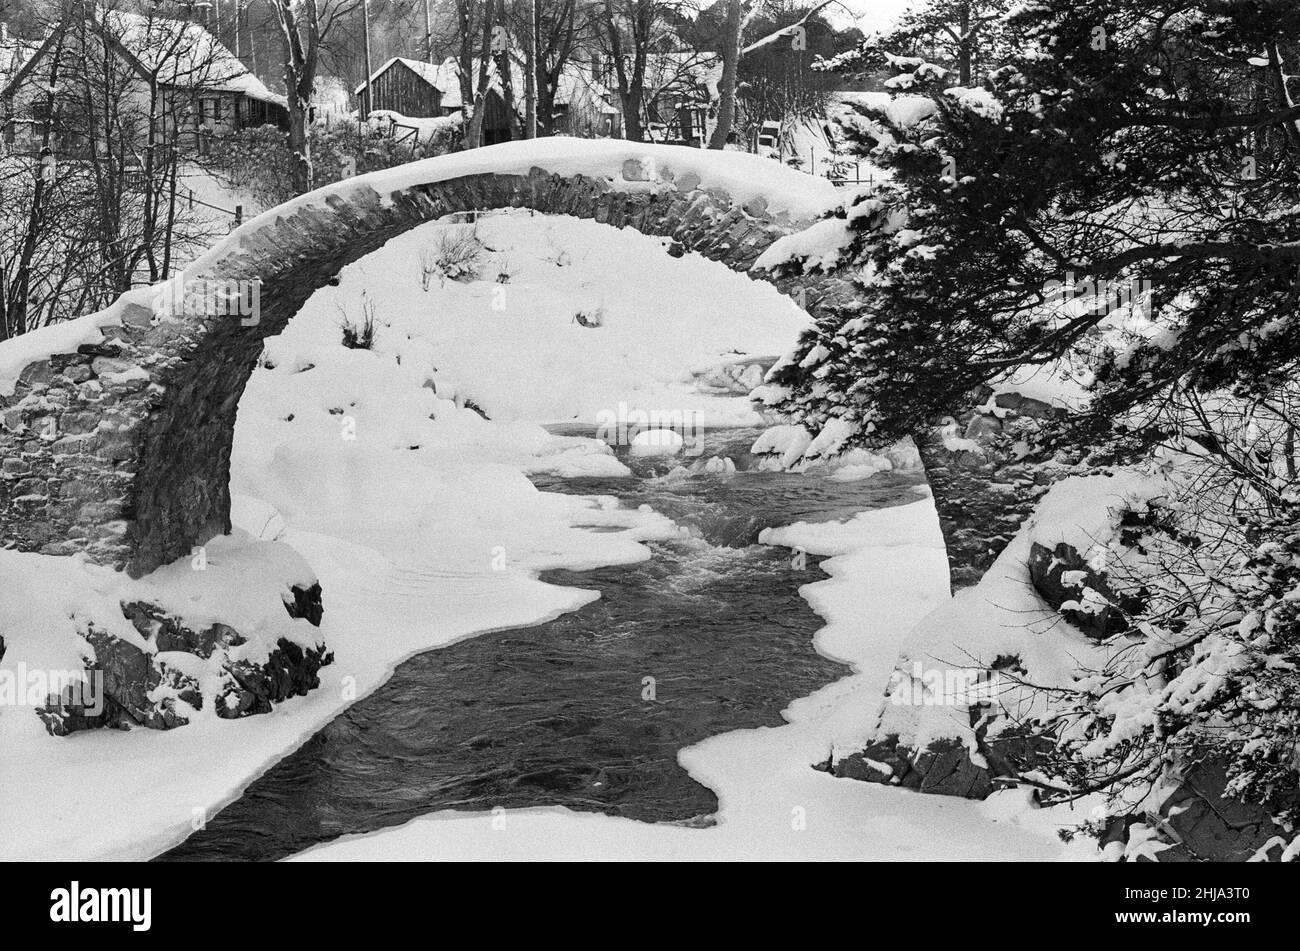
left=159, top=427, right=925, bottom=861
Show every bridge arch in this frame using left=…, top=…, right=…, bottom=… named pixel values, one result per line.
left=0, top=140, right=858, bottom=577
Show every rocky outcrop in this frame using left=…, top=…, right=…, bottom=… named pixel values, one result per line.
left=824, top=389, right=1081, bottom=801
left=830, top=425, right=1297, bottom=861
left=1027, top=540, right=1140, bottom=639
left=1133, top=760, right=1295, bottom=862
left=918, top=388, right=1074, bottom=590
left=822, top=735, right=995, bottom=799
left=1161, top=762, right=1295, bottom=861
left=37, top=581, right=331, bottom=736
left=823, top=699, right=1056, bottom=800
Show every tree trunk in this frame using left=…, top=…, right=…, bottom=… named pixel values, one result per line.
left=456, top=0, right=494, bottom=149
left=621, top=81, right=644, bottom=142
left=707, top=0, right=742, bottom=149
left=524, top=0, right=537, bottom=138
left=603, top=0, right=647, bottom=142
left=271, top=0, right=318, bottom=194
left=287, top=85, right=312, bottom=193
left=537, top=80, right=556, bottom=135
left=957, top=3, right=973, bottom=86
left=9, top=37, right=63, bottom=339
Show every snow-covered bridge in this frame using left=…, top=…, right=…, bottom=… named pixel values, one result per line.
left=0, top=139, right=857, bottom=577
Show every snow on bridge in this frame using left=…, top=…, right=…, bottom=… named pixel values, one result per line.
left=0, top=139, right=862, bottom=577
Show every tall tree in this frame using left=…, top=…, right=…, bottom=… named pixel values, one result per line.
left=1, top=0, right=232, bottom=335
left=707, top=0, right=854, bottom=149
left=268, top=0, right=361, bottom=194
left=823, top=0, right=1011, bottom=86
left=706, top=0, right=743, bottom=148
left=454, top=0, right=496, bottom=148
left=598, top=0, right=696, bottom=142
left=766, top=0, right=1300, bottom=454
left=760, top=0, right=1300, bottom=815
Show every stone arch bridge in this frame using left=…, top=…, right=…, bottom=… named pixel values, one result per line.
left=0, top=140, right=859, bottom=578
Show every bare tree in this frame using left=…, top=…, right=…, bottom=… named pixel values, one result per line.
left=511, top=0, right=594, bottom=137
left=0, top=0, right=237, bottom=336
left=707, top=0, right=849, bottom=149
left=596, top=0, right=707, bottom=142
left=267, top=0, right=361, bottom=194
left=706, top=0, right=743, bottom=148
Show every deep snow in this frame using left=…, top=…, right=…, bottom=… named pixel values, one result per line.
left=2, top=212, right=1088, bottom=862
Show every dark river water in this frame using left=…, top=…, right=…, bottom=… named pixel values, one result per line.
left=158, top=428, right=925, bottom=861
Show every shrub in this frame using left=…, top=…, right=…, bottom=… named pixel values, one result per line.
left=204, top=120, right=454, bottom=210
left=339, top=299, right=378, bottom=350
left=419, top=225, right=484, bottom=289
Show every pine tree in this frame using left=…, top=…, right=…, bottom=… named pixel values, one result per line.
left=768, top=0, right=1300, bottom=459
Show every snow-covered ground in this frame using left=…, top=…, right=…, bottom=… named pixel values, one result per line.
left=2, top=211, right=1085, bottom=862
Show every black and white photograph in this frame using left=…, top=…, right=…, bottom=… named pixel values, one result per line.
left=0, top=0, right=1293, bottom=907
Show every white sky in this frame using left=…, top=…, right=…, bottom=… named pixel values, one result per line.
left=824, top=0, right=918, bottom=34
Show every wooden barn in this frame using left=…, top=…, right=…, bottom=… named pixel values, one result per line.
left=354, top=57, right=460, bottom=119
left=356, top=55, right=622, bottom=144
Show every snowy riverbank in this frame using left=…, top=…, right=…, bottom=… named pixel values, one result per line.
left=2, top=212, right=1085, bottom=862
left=292, top=493, right=1083, bottom=861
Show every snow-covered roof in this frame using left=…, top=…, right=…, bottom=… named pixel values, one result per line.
left=3, top=11, right=284, bottom=106
left=643, top=50, right=721, bottom=94
left=358, top=55, right=620, bottom=117
left=554, top=65, right=618, bottom=115
left=355, top=56, right=463, bottom=108
left=105, top=11, right=284, bottom=105
left=0, top=11, right=257, bottom=107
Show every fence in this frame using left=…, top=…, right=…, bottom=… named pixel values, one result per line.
left=1, top=147, right=246, bottom=229
left=323, top=112, right=427, bottom=148
left=177, top=184, right=244, bottom=230
left=781, top=145, right=875, bottom=188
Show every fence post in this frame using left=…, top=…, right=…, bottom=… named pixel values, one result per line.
left=234, top=204, right=243, bottom=229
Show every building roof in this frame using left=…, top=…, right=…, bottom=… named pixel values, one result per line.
left=2, top=11, right=285, bottom=107
left=356, top=57, right=463, bottom=108
left=642, top=50, right=721, bottom=99
left=554, top=63, right=618, bottom=114
left=105, top=11, right=284, bottom=105
left=358, top=55, right=621, bottom=117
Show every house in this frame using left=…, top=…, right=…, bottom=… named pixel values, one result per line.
left=1, top=9, right=287, bottom=157
left=552, top=57, right=622, bottom=139
left=638, top=50, right=720, bottom=146
left=0, top=22, right=36, bottom=89
left=355, top=54, right=622, bottom=144
left=354, top=57, right=462, bottom=120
